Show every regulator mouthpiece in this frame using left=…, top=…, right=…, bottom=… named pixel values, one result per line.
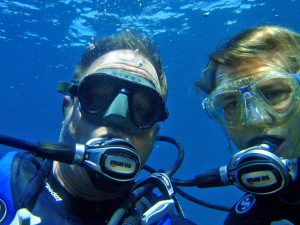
left=246, top=136, right=283, bottom=152
left=78, top=138, right=141, bottom=183
left=227, top=141, right=295, bottom=195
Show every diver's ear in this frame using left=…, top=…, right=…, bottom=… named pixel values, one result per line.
left=62, top=96, right=74, bottom=117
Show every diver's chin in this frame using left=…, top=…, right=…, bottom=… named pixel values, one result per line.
left=54, top=162, right=133, bottom=202
left=86, top=169, right=134, bottom=201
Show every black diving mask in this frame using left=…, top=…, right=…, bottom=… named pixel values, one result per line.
left=58, top=69, right=168, bottom=134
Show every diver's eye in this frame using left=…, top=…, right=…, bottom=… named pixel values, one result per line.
left=214, top=92, right=239, bottom=121
left=262, top=89, right=290, bottom=104
left=261, top=88, right=292, bottom=112
left=258, top=77, right=293, bottom=113
left=223, top=99, right=238, bottom=117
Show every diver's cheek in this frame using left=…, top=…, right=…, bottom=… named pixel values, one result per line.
left=129, top=126, right=157, bottom=166
left=60, top=105, right=98, bottom=144
left=281, top=126, right=300, bottom=159
left=226, top=127, right=249, bottom=149
left=276, top=109, right=300, bottom=158
left=59, top=106, right=79, bottom=144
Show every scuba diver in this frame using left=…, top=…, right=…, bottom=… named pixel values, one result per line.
left=193, top=25, right=300, bottom=224
left=0, top=30, right=195, bottom=225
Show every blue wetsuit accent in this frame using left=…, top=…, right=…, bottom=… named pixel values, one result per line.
left=0, top=151, right=18, bottom=225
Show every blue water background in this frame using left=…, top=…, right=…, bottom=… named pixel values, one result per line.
left=0, top=0, right=299, bottom=224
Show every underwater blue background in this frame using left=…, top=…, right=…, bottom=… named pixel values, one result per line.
left=0, top=0, right=300, bottom=224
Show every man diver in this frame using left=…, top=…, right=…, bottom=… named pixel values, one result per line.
left=0, top=30, right=195, bottom=225
left=195, top=25, right=300, bottom=224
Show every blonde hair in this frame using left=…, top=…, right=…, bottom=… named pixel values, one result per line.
left=196, top=26, right=300, bottom=94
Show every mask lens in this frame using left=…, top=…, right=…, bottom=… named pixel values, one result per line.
left=78, top=75, right=117, bottom=113
left=130, top=89, right=163, bottom=128
left=209, top=90, right=240, bottom=125
left=206, top=72, right=299, bottom=127
left=256, top=77, right=293, bottom=114
left=77, top=74, right=166, bottom=129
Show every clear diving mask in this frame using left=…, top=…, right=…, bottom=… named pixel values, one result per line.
left=203, top=70, right=300, bottom=128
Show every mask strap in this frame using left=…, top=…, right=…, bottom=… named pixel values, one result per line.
left=62, top=96, right=74, bottom=114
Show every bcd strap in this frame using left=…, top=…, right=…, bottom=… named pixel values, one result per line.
left=10, top=152, right=52, bottom=211
left=135, top=173, right=174, bottom=198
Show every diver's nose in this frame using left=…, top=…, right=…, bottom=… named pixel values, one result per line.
left=242, top=92, right=273, bottom=126
left=102, top=91, right=129, bottom=125
left=101, top=91, right=141, bottom=134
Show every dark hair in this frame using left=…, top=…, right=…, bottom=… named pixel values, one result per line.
left=74, top=30, right=167, bottom=99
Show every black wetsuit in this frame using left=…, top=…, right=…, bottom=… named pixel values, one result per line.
left=224, top=177, right=300, bottom=225
left=0, top=152, right=196, bottom=225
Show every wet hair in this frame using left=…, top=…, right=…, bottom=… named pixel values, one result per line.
left=73, top=30, right=167, bottom=100
left=195, top=25, right=300, bottom=94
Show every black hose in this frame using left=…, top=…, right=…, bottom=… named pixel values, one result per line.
left=107, top=183, right=154, bottom=225
left=0, top=134, right=74, bottom=163
left=0, top=134, right=39, bottom=152
left=175, top=186, right=231, bottom=212
left=172, top=195, right=185, bottom=218
left=143, top=165, right=156, bottom=173
left=121, top=197, right=152, bottom=225
left=172, top=178, right=197, bottom=187
left=156, top=136, right=184, bottom=176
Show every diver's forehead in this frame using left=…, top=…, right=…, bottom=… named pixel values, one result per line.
left=83, top=49, right=161, bottom=93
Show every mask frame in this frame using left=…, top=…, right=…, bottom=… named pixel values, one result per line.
left=57, top=69, right=169, bottom=133
left=203, top=71, right=300, bottom=128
